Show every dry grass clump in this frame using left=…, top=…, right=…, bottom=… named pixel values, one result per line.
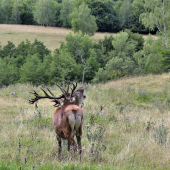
left=1, top=74, right=170, bottom=169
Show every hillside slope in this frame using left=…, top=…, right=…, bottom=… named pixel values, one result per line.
left=0, top=74, right=170, bottom=169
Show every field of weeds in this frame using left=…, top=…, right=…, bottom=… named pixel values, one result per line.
left=1, top=74, right=170, bottom=169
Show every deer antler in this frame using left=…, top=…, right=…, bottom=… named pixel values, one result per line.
left=70, top=82, right=77, bottom=97
left=29, top=87, right=65, bottom=107
left=29, top=82, right=78, bottom=107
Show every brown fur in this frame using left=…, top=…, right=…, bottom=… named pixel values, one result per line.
left=52, top=87, right=85, bottom=161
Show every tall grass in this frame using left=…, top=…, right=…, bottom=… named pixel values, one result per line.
left=1, top=74, right=170, bottom=169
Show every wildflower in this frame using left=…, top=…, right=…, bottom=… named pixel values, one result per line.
left=24, top=157, right=27, bottom=165
left=103, top=145, right=107, bottom=150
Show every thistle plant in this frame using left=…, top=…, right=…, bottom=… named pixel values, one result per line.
left=153, top=119, right=168, bottom=145
left=25, top=157, right=27, bottom=169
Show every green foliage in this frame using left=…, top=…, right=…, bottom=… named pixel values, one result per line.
left=94, top=35, right=115, bottom=68
left=20, top=2, right=35, bottom=25
left=0, top=29, right=168, bottom=86
left=118, top=0, right=132, bottom=29
left=48, top=50, right=80, bottom=84
left=161, top=49, right=170, bottom=71
left=59, top=0, right=74, bottom=28
left=63, top=31, right=95, bottom=63
left=1, top=41, right=16, bottom=58
left=33, top=0, right=58, bottom=26
left=10, top=0, right=21, bottom=24
left=134, top=35, right=165, bottom=74
left=0, top=0, right=13, bottom=23
left=28, top=39, right=51, bottom=62
left=129, top=0, right=147, bottom=33
left=70, top=2, right=98, bottom=36
left=0, top=57, right=20, bottom=87
left=53, top=2, right=62, bottom=27
left=124, top=29, right=144, bottom=51
left=85, top=53, right=100, bottom=82
left=19, top=54, right=46, bottom=85
left=61, top=31, right=97, bottom=82
left=140, top=0, right=170, bottom=48
left=93, top=31, right=138, bottom=83
left=15, top=39, right=31, bottom=59
left=88, top=0, right=119, bottom=32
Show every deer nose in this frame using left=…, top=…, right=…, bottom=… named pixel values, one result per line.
left=81, top=102, right=84, bottom=108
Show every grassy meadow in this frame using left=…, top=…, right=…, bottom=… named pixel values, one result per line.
left=0, top=24, right=156, bottom=52
left=1, top=74, right=170, bottom=169
left=0, top=24, right=114, bottom=51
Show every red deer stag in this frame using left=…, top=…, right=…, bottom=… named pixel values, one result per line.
left=29, top=82, right=86, bottom=161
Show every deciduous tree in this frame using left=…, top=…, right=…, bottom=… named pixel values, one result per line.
left=140, top=0, right=170, bottom=49
left=33, top=0, right=58, bottom=26
left=70, top=2, right=97, bottom=36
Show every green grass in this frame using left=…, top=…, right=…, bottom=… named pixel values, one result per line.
left=1, top=74, right=170, bottom=169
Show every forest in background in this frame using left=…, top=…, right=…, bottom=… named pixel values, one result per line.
left=0, top=0, right=156, bottom=34
left=0, top=0, right=170, bottom=86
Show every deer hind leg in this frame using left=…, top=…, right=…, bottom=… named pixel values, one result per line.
left=76, top=126, right=82, bottom=161
left=56, top=135, right=62, bottom=162
left=67, top=136, right=77, bottom=161
left=72, top=139, right=77, bottom=161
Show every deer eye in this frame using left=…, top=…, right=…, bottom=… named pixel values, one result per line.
left=75, top=92, right=80, bottom=96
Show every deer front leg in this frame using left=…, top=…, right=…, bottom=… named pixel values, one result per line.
left=56, top=135, right=62, bottom=161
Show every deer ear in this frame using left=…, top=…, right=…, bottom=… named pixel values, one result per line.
left=75, top=91, right=80, bottom=97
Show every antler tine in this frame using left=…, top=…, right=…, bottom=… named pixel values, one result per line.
left=40, top=87, right=50, bottom=97
left=64, top=80, right=70, bottom=94
left=70, top=82, right=77, bottom=96
left=55, top=83, right=67, bottom=95
left=46, top=87, right=66, bottom=100
left=30, top=90, right=38, bottom=95
left=47, top=87, right=55, bottom=96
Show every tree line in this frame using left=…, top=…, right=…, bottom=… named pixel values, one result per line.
left=0, top=0, right=170, bottom=86
left=0, top=29, right=170, bottom=87
left=0, top=0, right=157, bottom=34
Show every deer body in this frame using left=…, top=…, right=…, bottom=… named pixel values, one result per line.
left=53, top=104, right=83, bottom=160
left=53, top=105, right=83, bottom=139
left=29, top=82, right=86, bottom=161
